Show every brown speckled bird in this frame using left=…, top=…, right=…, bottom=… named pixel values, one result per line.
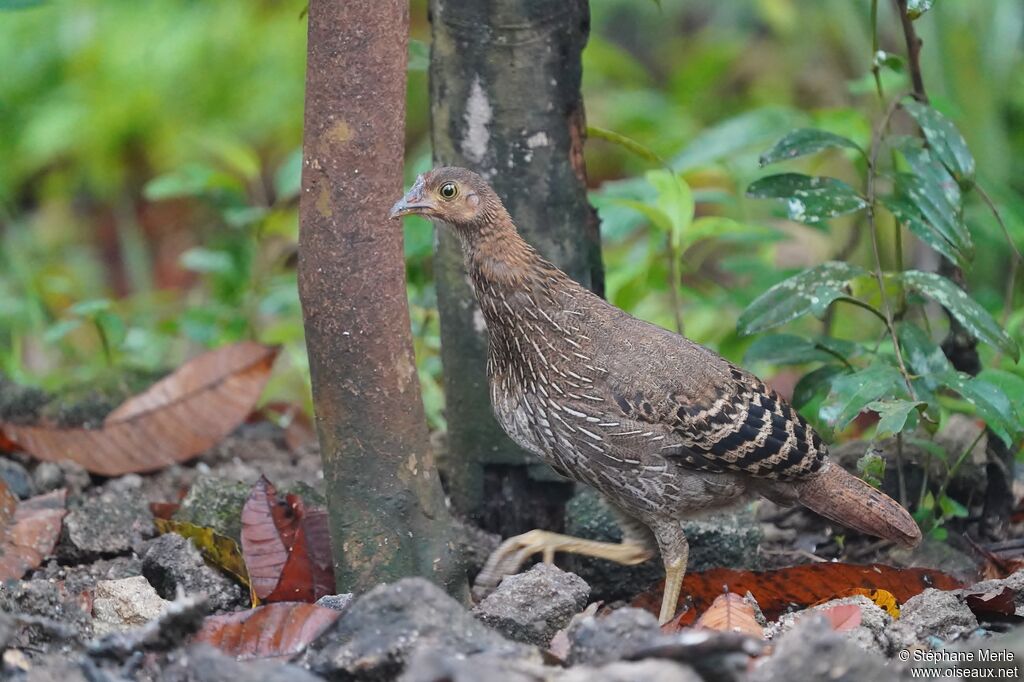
left=391, top=167, right=921, bottom=624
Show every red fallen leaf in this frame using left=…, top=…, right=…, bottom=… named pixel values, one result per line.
left=0, top=479, right=67, bottom=580
left=693, top=592, right=764, bottom=639
left=819, top=603, right=863, bottom=632
left=633, top=563, right=963, bottom=628
left=241, top=476, right=335, bottom=602
left=0, top=431, right=19, bottom=453
left=150, top=502, right=181, bottom=520
left=964, top=587, right=1019, bottom=621
left=193, top=602, right=340, bottom=661
left=1, top=342, right=278, bottom=476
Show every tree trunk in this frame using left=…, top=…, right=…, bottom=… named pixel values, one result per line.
left=298, top=0, right=465, bottom=594
left=429, top=0, right=603, bottom=536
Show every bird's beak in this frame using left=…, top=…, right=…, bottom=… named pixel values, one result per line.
left=389, top=175, right=433, bottom=220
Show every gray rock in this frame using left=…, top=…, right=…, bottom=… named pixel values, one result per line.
left=59, top=481, right=154, bottom=561
left=0, top=456, right=34, bottom=498
left=767, top=595, right=893, bottom=654
left=307, top=577, right=534, bottom=681
left=561, top=660, right=703, bottom=682
left=473, top=563, right=590, bottom=646
left=154, top=644, right=325, bottom=682
left=32, top=460, right=91, bottom=496
left=890, top=587, right=980, bottom=650
left=91, top=576, right=170, bottom=636
left=39, top=556, right=143, bottom=596
left=399, top=650, right=551, bottom=682
left=0, top=579, right=93, bottom=647
left=174, top=476, right=252, bottom=544
left=567, top=607, right=661, bottom=666
left=316, top=593, right=355, bottom=612
left=750, top=613, right=900, bottom=682
left=142, top=533, right=246, bottom=612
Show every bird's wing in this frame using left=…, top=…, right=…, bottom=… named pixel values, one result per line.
left=597, top=316, right=827, bottom=482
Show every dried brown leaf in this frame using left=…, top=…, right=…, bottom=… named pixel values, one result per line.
left=193, top=602, right=340, bottom=661
left=693, top=593, right=764, bottom=639
left=0, top=480, right=67, bottom=580
left=1, top=342, right=278, bottom=476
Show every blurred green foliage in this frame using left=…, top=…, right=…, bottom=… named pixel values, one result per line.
left=0, top=0, right=1021, bottom=458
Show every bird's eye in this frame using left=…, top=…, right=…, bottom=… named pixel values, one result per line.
left=439, top=182, right=458, bottom=200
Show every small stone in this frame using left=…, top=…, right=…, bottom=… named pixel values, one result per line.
left=142, top=533, right=246, bottom=613
left=567, top=607, right=661, bottom=666
left=767, top=595, right=893, bottom=654
left=175, top=476, right=252, bottom=543
left=59, top=483, right=154, bottom=561
left=473, top=563, right=590, bottom=646
left=561, top=660, right=703, bottom=682
left=889, top=588, right=980, bottom=649
left=92, top=576, right=171, bottom=637
left=0, top=457, right=34, bottom=499
left=33, top=460, right=91, bottom=496
left=750, top=613, right=900, bottom=682
left=307, top=577, right=533, bottom=681
left=159, top=644, right=325, bottom=682
left=399, top=650, right=551, bottom=682
left=0, top=579, right=93, bottom=647
left=315, top=593, right=355, bottom=612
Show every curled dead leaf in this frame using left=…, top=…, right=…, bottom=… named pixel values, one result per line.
left=0, top=480, right=67, bottom=580
left=633, top=563, right=962, bottom=628
left=154, top=518, right=253, bottom=601
left=693, top=593, right=764, bottom=639
left=193, top=602, right=340, bottom=661
left=241, top=476, right=335, bottom=603
left=1, top=342, right=278, bottom=476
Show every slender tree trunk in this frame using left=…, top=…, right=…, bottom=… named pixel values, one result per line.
left=298, top=0, right=465, bottom=594
left=429, top=0, right=603, bottom=536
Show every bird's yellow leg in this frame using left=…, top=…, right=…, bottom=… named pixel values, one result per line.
left=659, top=557, right=687, bottom=626
left=473, top=529, right=654, bottom=600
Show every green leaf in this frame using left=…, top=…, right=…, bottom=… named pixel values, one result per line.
left=744, top=334, right=857, bottom=366
left=820, top=364, right=906, bottom=430
left=746, top=173, right=867, bottom=226
left=901, top=271, right=1019, bottom=361
left=608, top=199, right=673, bottom=234
left=872, top=51, right=905, bottom=73
left=758, top=129, right=862, bottom=167
left=856, top=451, right=886, bottom=487
left=887, top=169, right=972, bottom=267
left=896, top=140, right=961, bottom=209
left=648, top=170, right=694, bottom=250
left=976, top=369, right=1024, bottom=424
left=793, top=365, right=846, bottom=411
left=868, top=399, right=925, bottom=438
left=939, top=372, right=1017, bottom=446
left=42, top=319, right=82, bottom=343
left=69, top=299, right=112, bottom=317
left=672, top=107, right=807, bottom=171
left=588, top=126, right=664, bottom=166
left=905, top=0, right=934, bottom=19
left=273, top=148, right=303, bottom=200
left=686, top=217, right=780, bottom=246
left=180, top=248, right=236, bottom=275
left=898, top=323, right=952, bottom=390
left=144, top=164, right=221, bottom=201
left=938, top=494, right=968, bottom=519
left=737, top=261, right=867, bottom=334
left=408, top=39, right=429, bottom=71
left=902, top=99, right=975, bottom=188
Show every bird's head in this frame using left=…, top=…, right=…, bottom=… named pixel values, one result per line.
left=389, top=167, right=506, bottom=233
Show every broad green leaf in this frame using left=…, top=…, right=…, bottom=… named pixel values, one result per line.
left=881, top=190, right=969, bottom=269
left=180, top=248, right=236, bottom=275
left=273, top=148, right=303, bottom=200
left=976, top=369, right=1024, bottom=424
left=898, top=323, right=951, bottom=390
left=820, top=364, right=906, bottom=430
left=902, top=99, right=975, bottom=188
left=672, top=107, right=807, bottom=171
left=901, top=271, right=1019, bottom=361
left=905, top=0, right=934, bottom=19
left=588, top=126, right=664, bottom=166
left=144, top=164, right=224, bottom=201
left=939, top=372, right=1016, bottom=446
left=868, top=399, right=925, bottom=438
left=647, top=170, right=694, bottom=250
left=938, top=494, right=968, bottom=519
left=43, top=319, right=82, bottom=343
left=746, top=174, right=867, bottom=226
left=744, top=334, right=857, bottom=366
left=888, top=172, right=971, bottom=264
left=758, top=129, right=862, bottom=167
left=896, top=139, right=961, bottom=209
left=408, top=39, right=429, bottom=72
left=686, top=217, right=780, bottom=246
left=737, top=262, right=867, bottom=334
left=793, top=365, right=846, bottom=411
left=608, top=199, right=672, bottom=234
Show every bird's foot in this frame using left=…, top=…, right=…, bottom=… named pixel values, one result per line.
left=473, top=529, right=653, bottom=601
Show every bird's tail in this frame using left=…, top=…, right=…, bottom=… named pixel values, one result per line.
left=795, top=462, right=922, bottom=547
